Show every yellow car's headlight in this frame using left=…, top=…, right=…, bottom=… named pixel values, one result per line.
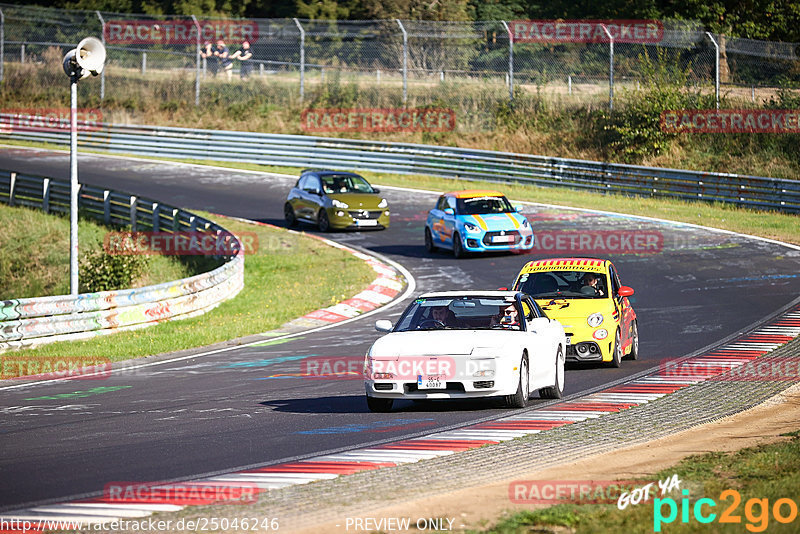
left=588, top=313, right=604, bottom=327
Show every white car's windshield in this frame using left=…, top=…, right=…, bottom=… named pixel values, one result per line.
left=394, top=296, right=522, bottom=331
left=515, top=270, right=608, bottom=299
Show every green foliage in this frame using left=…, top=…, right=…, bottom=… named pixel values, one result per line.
left=79, top=245, right=148, bottom=293
left=597, top=48, right=715, bottom=162
left=311, top=69, right=360, bottom=107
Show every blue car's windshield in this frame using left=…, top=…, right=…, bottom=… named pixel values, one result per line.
left=394, top=296, right=522, bottom=331
left=457, top=196, right=515, bottom=215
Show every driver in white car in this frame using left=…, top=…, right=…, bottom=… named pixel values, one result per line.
left=431, top=305, right=459, bottom=327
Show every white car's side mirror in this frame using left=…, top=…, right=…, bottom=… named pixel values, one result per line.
left=375, top=320, right=393, bottom=332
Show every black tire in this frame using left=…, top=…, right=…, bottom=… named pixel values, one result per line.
left=317, top=209, right=330, bottom=232
left=626, top=320, right=639, bottom=360
left=608, top=330, right=622, bottom=368
left=539, top=346, right=564, bottom=399
left=506, top=355, right=530, bottom=408
left=453, top=232, right=465, bottom=259
left=424, top=227, right=436, bottom=253
left=284, top=203, right=298, bottom=228
left=366, top=396, right=393, bottom=413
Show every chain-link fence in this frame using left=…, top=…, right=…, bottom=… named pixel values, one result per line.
left=0, top=3, right=798, bottom=111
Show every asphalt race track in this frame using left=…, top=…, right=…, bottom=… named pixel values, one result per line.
left=2, top=147, right=800, bottom=511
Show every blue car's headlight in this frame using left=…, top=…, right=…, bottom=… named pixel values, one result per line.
left=464, top=223, right=480, bottom=233
left=522, top=219, right=530, bottom=228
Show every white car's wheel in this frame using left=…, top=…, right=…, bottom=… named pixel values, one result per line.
left=506, top=355, right=530, bottom=408
left=539, top=346, right=564, bottom=399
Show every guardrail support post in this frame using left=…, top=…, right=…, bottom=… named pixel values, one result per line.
left=396, top=19, right=408, bottom=104
left=152, top=202, right=160, bottom=231
left=706, top=32, right=720, bottom=110
left=130, top=195, right=138, bottom=232
left=501, top=21, right=514, bottom=101
left=189, top=215, right=197, bottom=233
left=103, top=189, right=110, bottom=223
left=96, top=11, right=105, bottom=100
left=601, top=25, right=614, bottom=111
left=8, top=171, right=15, bottom=206
left=293, top=18, right=305, bottom=101
left=43, top=178, right=50, bottom=213
left=172, top=208, right=180, bottom=231
left=191, top=15, right=201, bottom=106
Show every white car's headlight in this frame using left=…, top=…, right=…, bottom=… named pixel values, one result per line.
left=593, top=329, right=608, bottom=340
left=378, top=198, right=388, bottom=209
left=332, top=199, right=349, bottom=209
left=464, top=223, right=480, bottom=233
left=588, top=313, right=604, bottom=327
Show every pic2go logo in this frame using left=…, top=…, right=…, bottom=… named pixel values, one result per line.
left=654, top=489, right=799, bottom=532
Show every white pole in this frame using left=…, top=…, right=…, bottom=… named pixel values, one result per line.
left=601, top=25, right=614, bottom=111
left=96, top=11, right=105, bottom=100
left=706, top=32, right=720, bottom=110
left=396, top=19, right=407, bottom=104
left=191, top=15, right=200, bottom=106
left=294, top=18, right=305, bottom=101
left=568, top=75, right=572, bottom=95
left=501, top=20, right=514, bottom=101
left=69, top=79, right=79, bottom=294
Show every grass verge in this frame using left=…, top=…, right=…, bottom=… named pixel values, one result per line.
left=1, top=213, right=375, bottom=362
left=480, top=431, right=800, bottom=533
left=0, top=203, right=196, bottom=299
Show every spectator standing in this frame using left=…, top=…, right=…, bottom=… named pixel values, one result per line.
left=215, top=39, right=233, bottom=81
left=200, top=42, right=217, bottom=77
left=232, top=41, right=253, bottom=79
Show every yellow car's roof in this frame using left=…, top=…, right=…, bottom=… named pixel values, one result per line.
left=519, top=257, right=608, bottom=274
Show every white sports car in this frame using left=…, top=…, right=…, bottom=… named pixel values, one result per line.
left=365, top=291, right=566, bottom=412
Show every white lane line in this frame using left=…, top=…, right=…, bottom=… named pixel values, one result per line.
left=56, top=503, right=184, bottom=512
left=29, top=505, right=154, bottom=518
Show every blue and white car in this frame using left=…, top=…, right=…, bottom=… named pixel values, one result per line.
left=424, top=190, right=535, bottom=258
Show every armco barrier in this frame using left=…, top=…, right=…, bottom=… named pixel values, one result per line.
left=2, top=115, right=799, bottom=212
left=0, top=169, right=244, bottom=351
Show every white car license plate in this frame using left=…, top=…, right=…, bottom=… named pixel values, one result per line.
left=491, top=234, right=514, bottom=243
left=417, top=375, right=445, bottom=389
left=355, top=219, right=378, bottom=226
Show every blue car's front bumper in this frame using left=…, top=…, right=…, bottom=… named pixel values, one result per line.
left=460, top=228, right=535, bottom=252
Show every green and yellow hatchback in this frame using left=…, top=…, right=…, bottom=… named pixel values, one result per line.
left=284, top=169, right=390, bottom=231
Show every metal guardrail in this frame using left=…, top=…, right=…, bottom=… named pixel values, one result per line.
left=0, top=169, right=244, bottom=351
left=2, top=116, right=799, bottom=213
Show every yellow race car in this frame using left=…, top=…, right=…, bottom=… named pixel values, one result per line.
left=511, top=258, right=638, bottom=367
